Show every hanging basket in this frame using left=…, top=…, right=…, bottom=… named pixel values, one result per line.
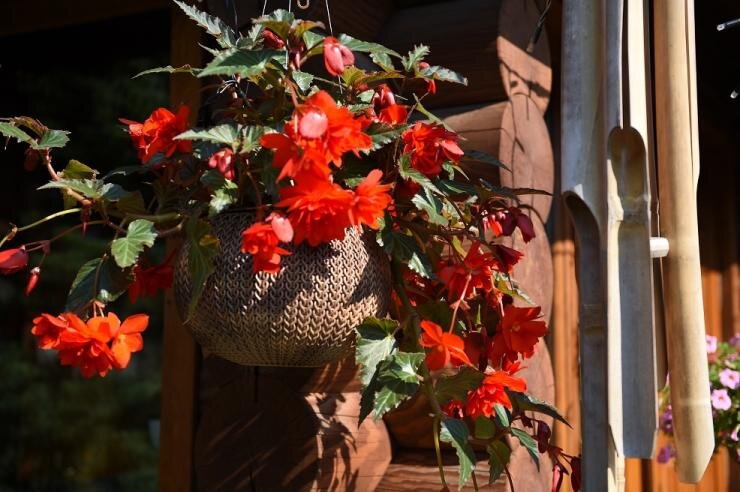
left=173, top=210, right=391, bottom=367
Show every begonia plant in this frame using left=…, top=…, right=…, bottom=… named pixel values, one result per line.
left=0, top=2, right=579, bottom=489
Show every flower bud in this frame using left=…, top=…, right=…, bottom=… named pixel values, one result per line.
left=0, top=247, right=29, bottom=275
left=25, top=267, right=41, bottom=295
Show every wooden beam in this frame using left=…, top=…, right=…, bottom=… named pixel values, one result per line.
left=158, top=4, right=202, bottom=492
left=0, top=0, right=168, bottom=36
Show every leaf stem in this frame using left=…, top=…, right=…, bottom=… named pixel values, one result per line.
left=432, top=416, right=449, bottom=489
left=15, top=208, right=82, bottom=233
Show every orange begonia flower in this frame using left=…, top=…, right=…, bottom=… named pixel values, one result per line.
left=240, top=220, right=292, bottom=274
left=401, top=122, right=463, bottom=178
left=350, top=169, right=393, bottom=229
left=120, top=106, right=192, bottom=164
left=437, top=241, right=497, bottom=302
left=465, top=369, right=527, bottom=417
left=419, top=319, right=472, bottom=371
left=488, top=305, right=548, bottom=365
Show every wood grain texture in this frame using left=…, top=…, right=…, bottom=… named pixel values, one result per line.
left=379, top=0, right=551, bottom=112
left=193, top=357, right=391, bottom=491
left=158, top=5, right=203, bottom=491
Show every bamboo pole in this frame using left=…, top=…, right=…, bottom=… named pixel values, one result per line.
left=653, top=0, right=714, bottom=483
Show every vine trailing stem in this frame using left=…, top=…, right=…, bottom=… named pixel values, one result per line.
left=432, top=415, right=449, bottom=489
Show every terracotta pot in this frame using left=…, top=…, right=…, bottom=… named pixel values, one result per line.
left=174, top=211, right=391, bottom=367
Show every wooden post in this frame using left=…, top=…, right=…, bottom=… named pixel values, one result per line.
left=158, top=3, right=202, bottom=491
left=653, top=0, right=714, bottom=483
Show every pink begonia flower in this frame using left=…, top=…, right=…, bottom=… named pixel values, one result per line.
left=323, top=36, right=354, bottom=76
left=719, top=368, right=740, bottom=389
left=731, top=428, right=738, bottom=442
left=711, top=388, right=732, bottom=411
left=730, top=333, right=740, bottom=348
left=706, top=334, right=718, bottom=354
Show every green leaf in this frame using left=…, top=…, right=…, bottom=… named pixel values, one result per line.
left=381, top=351, right=424, bottom=384
left=32, top=129, right=69, bottom=150
left=463, top=149, right=509, bottom=171
left=175, top=124, right=239, bottom=146
left=254, top=9, right=295, bottom=40
left=0, top=122, right=34, bottom=144
left=435, top=367, right=485, bottom=404
left=412, top=95, right=453, bottom=130
left=510, top=427, right=540, bottom=469
left=474, top=417, right=495, bottom=439
left=292, top=70, right=314, bottom=92
left=355, top=317, right=398, bottom=386
left=61, top=159, right=96, bottom=179
left=419, top=64, right=468, bottom=85
left=487, top=440, right=511, bottom=484
left=359, top=369, right=382, bottom=423
left=402, top=45, right=430, bottom=72
left=493, top=404, right=510, bottom=428
left=302, top=30, right=325, bottom=51
left=437, top=179, right=478, bottom=197
left=173, top=0, right=237, bottom=48
left=398, top=154, right=442, bottom=194
left=370, top=51, right=394, bottom=71
left=377, top=227, right=433, bottom=278
left=412, top=188, right=448, bottom=226
left=507, top=391, right=571, bottom=427
left=134, top=64, right=201, bottom=78
left=185, top=216, right=219, bottom=317
left=114, top=191, right=148, bottom=216
left=201, top=170, right=239, bottom=216
left=440, top=418, right=476, bottom=488
left=364, top=123, right=407, bottom=151
left=66, top=258, right=131, bottom=313
left=110, top=219, right=157, bottom=268
left=38, top=178, right=129, bottom=202
left=361, top=350, right=423, bottom=422
left=240, top=126, right=269, bottom=153
left=373, top=385, right=410, bottom=418
left=337, top=34, right=401, bottom=58
left=198, top=49, right=286, bottom=78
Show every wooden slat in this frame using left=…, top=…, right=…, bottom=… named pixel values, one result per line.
left=0, top=0, right=168, bottom=36
left=158, top=4, right=203, bottom=492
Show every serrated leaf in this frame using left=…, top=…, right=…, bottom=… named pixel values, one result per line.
left=420, top=64, right=468, bottom=85
left=487, top=440, right=511, bottom=484
left=398, top=154, right=442, bottom=194
left=198, top=49, right=286, bottom=78
left=365, top=123, right=407, bottom=151
left=185, top=216, right=219, bottom=317
left=39, top=178, right=129, bottom=202
left=292, top=70, right=314, bottom=92
left=201, top=170, right=238, bottom=216
left=240, top=126, right=269, bottom=153
left=412, top=95, right=453, bottom=130
left=33, top=129, right=69, bottom=149
left=355, top=317, right=398, bottom=386
left=373, top=385, right=409, bottom=417
left=510, top=427, right=540, bottom=469
left=440, top=418, right=476, bottom=488
left=173, top=0, right=237, bottom=48
left=435, top=367, right=485, bottom=404
left=381, top=351, right=424, bottom=384
left=302, top=30, right=325, bottom=51
left=370, top=51, right=394, bottom=71
left=463, top=149, right=509, bottom=171
left=412, top=188, right=448, bottom=226
left=66, top=258, right=131, bottom=313
left=254, top=9, right=295, bottom=40
left=475, top=417, right=495, bottom=439
left=176, top=124, right=239, bottom=146
left=114, top=191, right=148, bottom=216
left=110, top=219, right=157, bottom=268
left=61, top=159, right=96, bottom=179
left=0, top=122, right=34, bottom=144
left=377, top=228, right=433, bottom=278
left=134, top=64, right=201, bottom=78
left=507, top=391, right=571, bottom=427
left=337, top=34, right=401, bottom=58
left=437, top=179, right=477, bottom=196
left=402, top=45, right=430, bottom=72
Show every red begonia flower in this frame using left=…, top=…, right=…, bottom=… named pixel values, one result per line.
left=350, top=170, right=393, bottom=229
left=276, top=175, right=354, bottom=246
left=129, top=256, right=174, bottom=303
left=262, top=29, right=285, bottom=49
left=120, top=106, right=192, bottom=164
left=109, top=312, right=149, bottom=370
left=492, top=244, right=524, bottom=273
left=241, top=221, right=292, bottom=274
left=489, top=305, right=548, bottom=365
left=437, top=241, right=497, bottom=301
left=208, top=148, right=236, bottom=180
left=31, top=313, right=69, bottom=349
left=419, top=319, right=472, bottom=371
left=378, top=105, right=409, bottom=125
left=323, top=36, right=355, bottom=76
left=56, top=313, right=117, bottom=378
left=464, top=369, right=527, bottom=418
left=0, top=247, right=29, bottom=275
left=485, top=207, right=536, bottom=243
left=402, top=122, right=463, bottom=177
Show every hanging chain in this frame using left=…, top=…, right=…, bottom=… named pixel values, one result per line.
left=297, top=0, right=310, bottom=9
left=324, top=0, right=333, bottom=35
left=262, top=0, right=269, bottom=15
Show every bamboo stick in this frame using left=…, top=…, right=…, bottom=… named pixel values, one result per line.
left=653, top=0, right=714, bottom=483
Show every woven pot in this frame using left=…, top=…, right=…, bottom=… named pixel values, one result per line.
left=173, top=211, right=391, bottom=367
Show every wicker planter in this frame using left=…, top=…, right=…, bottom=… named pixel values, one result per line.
left=173, top=211, right=391, bottom=367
